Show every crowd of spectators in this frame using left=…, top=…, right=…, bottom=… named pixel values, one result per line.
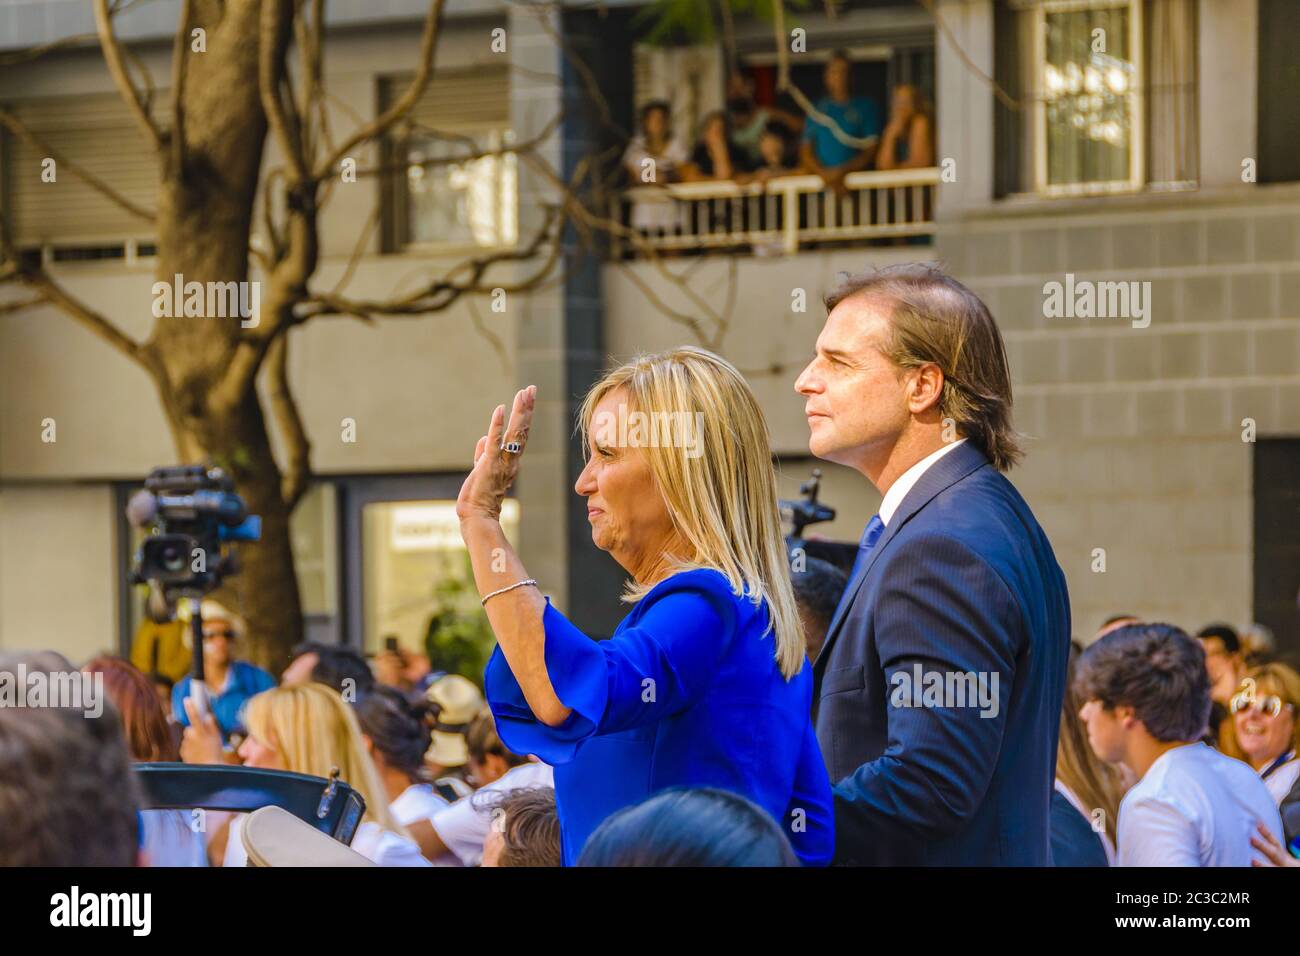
left=0, top=589, right=1295, bottom=868
left=622, top=52, right=935, bottom=197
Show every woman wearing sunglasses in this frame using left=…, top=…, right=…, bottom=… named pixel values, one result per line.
left=1225, top=663, right=1300, bottom=805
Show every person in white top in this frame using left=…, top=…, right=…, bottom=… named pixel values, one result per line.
left=1075, top=621, right=1283, bottom=866
left=406, top=704, right=553, bottom=865
left=431, top=760, right=554, bottom=866
left=622, top=100, right=690, bottom=233
left=1222, top=664, right=1300, bottom=805
left=354, top=685, right=451, bottom=826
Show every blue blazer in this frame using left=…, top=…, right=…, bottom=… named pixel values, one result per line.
left=1050, top=789, right=1109, bottom=867
left=486, top=568, right=835, bottom=866
left=813, top=441, right=1070, bottom=865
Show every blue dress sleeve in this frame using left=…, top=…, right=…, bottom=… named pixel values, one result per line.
left=485, top=570, right=740, bottom=764
left=785, top=713, right=835, bottom=866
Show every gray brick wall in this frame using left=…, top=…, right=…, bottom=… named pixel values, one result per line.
left=939, top=188, right=1300, bottom=639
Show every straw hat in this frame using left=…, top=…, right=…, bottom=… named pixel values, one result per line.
left=177, top=599, right=248, bottom=649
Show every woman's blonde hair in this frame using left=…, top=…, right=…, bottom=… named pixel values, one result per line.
left=1220, top=662, right=1300, bottom=762
left=243, top=682, right=405, bottom=835
left=1058, top=642, right=1126, bottom=846
left=578, top=346, right=805, bottom=679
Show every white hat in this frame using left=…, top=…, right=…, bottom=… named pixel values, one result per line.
left=178, top=599, right=247, bottom=648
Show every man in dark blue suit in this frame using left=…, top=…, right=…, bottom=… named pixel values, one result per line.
left=795, top=263, right=1071, bottom=865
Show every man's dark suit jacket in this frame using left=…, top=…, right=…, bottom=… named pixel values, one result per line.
left=813, top=440, right=1071, bottom=865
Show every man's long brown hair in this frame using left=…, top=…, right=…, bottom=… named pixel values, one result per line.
left=824, top=262, right=1023, bottom=471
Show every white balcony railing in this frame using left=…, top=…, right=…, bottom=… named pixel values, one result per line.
left=613, top=167, right=939, bottom=257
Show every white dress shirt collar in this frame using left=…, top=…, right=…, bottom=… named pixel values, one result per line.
left=878, top=438, right=967, bottom=526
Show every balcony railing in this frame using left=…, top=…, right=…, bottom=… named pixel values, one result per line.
left=612, top=167, right=939, bottom=257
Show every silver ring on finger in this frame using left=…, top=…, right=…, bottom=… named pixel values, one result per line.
left=500, top=440, right=523, bottom=455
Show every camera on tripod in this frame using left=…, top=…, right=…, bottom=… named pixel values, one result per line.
left=128, top=465, right=261, bottom=604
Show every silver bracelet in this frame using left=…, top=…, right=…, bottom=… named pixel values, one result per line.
left=480, top=578, right=538, bottom=606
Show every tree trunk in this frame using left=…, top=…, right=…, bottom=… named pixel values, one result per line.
left=178, top=387, right=304, bottom=674
left=142, top=0, right=302, bottom=672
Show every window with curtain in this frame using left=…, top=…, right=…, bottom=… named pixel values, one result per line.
left=1040, top=2, right=1136, bottom=189
left=381, top=66, right=517, bottom=252
left=994, top=0, right=1197, bottom=198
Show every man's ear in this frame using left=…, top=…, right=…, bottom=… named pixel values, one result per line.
left=906, top=362, right=945, bottom=415
left=1115, top=705, right=1138, bottom=729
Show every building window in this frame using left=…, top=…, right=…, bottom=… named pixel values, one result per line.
left=1257, top=0, right=1300, bottom=183
left=381, top=66, right=517, bottom=252
left=1037, top=1, right=1139, bottom=191
left=403, top=128, right=517, bottom=248
left=995, top=0, right=1197, bottom=198
left=1, top=92, right=159, bottom=253
left=360, top=497, right=519, bottom=678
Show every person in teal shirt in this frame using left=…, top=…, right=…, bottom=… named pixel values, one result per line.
left=800, top=50, right=882, bottom=192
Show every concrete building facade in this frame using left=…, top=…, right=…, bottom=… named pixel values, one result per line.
left=1, top=0, right=1297, bottom=666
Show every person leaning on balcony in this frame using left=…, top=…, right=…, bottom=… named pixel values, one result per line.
left=799, top=49, right=881, bottom=196
left=681, top=110, right=753, bottom=182
left=622, top=99, right=689, bottom=234
left=726, top=70, right=803, bottom=169
left=738, top=121, right=799, bottom=185
left=457, top=349, right=835, bottom=866
left=874, top=84, right=934, bottom=170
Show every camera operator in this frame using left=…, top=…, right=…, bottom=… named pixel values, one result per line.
left=171, top=599, right=274, bottom=743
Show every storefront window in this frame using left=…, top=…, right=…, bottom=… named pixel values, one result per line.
left=360, top=498, right=519, bottom=671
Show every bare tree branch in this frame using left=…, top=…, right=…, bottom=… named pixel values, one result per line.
left=0, top=33, right=98, bottom=67
left=0, top=0, right=159, bottom=66
left=770, top=0, right=877, bottom=151
left=0, top=294, right=47, bottom=315
left=266, top=330, right=311, bottom=509
left=0, top=213, right=144, bottom=362
left=294, top=0, right=326, bottom=164
left=169, top=0, right=193, bottom=176
left=295, top=205, right=563, bottom=321
left=917, top=0, right=1021, bottom=111
left=92, top=0, right=164, bottom=150
left=313, top=0, right=446, bottom=181
left=351, top=112, right=564, bottom=180
left=466, top=296, right=510, bottom=372
left=259, top=0, right=308, bottom=183
left=327, top=203, right=381, bottom=298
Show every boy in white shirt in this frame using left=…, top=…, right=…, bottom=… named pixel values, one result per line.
left=1075, top=621, right=1284, bottom=866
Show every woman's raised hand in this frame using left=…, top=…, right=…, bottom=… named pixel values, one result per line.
left=456, top=385, right=537, bottom=523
